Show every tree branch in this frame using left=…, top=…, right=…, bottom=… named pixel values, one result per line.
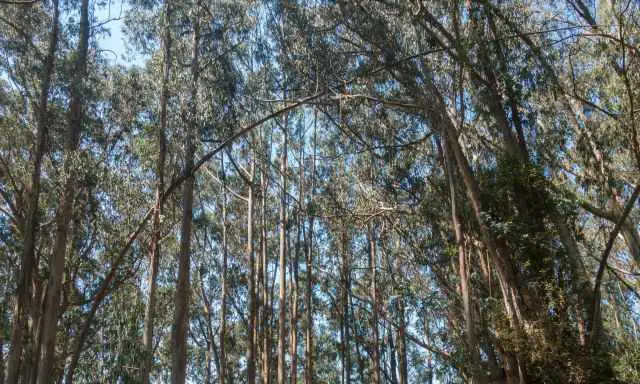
left=589, top=183, right=640, bottom=342
left=0, top=0, right=39, bottom=4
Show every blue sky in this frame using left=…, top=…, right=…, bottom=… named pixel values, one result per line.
left=95, top=0, right=145, bottom=67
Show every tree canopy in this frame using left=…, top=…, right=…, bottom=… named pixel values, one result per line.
left=0, top=0, right=639, bottom=383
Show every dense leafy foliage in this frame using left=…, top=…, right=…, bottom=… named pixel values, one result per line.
left=0, top=0, right=639, bottom=383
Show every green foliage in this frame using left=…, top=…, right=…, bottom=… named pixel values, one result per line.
left=1, top=0, right=639, bottom=383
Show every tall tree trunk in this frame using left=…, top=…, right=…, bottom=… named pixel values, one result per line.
left=391, top=49, right=526, bottom=344
left=1, top=303, right=5, bottom=384
left=388, top=323, right=398, bottom=384
left=141, top=1, right=171, bottom=382
left=340, top=229, right=351, bottom=384
left=171, top=6, right=199, bottom=383
left=304, top=110, right=317, bottom=384
left=351, top=297, right=365, bottom=382
left=7, top=0, right=59, bottom=381
left=255, top=164, right=264, bottom=382
left=289, top=248, right=298, bottom=384
left=368, top=226, right=380, bottom=384
left=290, top=124, right=304, bottom=384
left=396, top=299, right=407, bottom=384
left=303, top=219, right=314, bottom=384
left=340, top=293, right=345, bottom=384
left=35, top=1, right=86, bottom=382
left=247, top=160, right=257, bottom=384
left=28, top=275, right=46, bottom=384
left=443, top=138, right=481, bottom=382
left=200, top=270, right=216, bottom=384
left=441, top=119, right=524, bottom=329
left=260, top=163, right=271, bottom=384
left=277, top=112, right=289, bottom=384
left=484, top=8, right=529, bottom=160
left=220, top=155, right=228, bottom=384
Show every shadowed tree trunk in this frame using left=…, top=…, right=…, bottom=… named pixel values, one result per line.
left=443, top=137, right=482, bottom=383
left=437, top=101, right=526, bottom=383
left=141, top=1, right=171, bottom=382
left=340, top=227, right=351, bottom=384
left=7, top=0, right=59, bottom=380
left=171, top=4, right=199, bottom=383
left=396, top=298, right=407, bottom=384
left=35, top=1, right=86, bottom=382
left=388, top=322, right=398, bottom=384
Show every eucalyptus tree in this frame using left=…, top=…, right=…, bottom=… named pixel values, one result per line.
left=141, top=0, right=172, bottom=382
left=1, top=0, right=59, bottom=381
left=1, top=0, right=639, bottom=383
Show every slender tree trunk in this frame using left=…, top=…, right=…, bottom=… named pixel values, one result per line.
left=391, top=48, right=526, bottom=350
left=340, top=229, right=351, bottom=384
left=248, top=160, right=257, bottom=384
left=141, top=2, right=171, bottom=382
left=200, top=271, right=216, bottom=384
left=255, top=169, right=264, bottom=383
left=220, top=155, right=228, bottom=384
left=277, top=112, right=289, bottom=384
left=289, top=245, right=298, bottom=384
left=28, top=277, right=46, bottom=384
left=304, top=109, right=317, bottom=384
left=289, top=253, right=298, bottom=384
left=439, top=117, right=525, bottom=370
left=368, top=226, right=380, bottom=384
left=396, top=299, right=407, bottom=384
left=35, top=1, right=86, bottom=382
left=171, top=6, right=199, bottom=383
left=1, top=303, right=5, bottom=384
left=204, top=342, right=212, bottom=384
left=484, top=10, right=529, bottom=160
left=388, top=322, right=398, bottom=384
left=303, top=220, right=313, bottom=384
left=340, top=293, right=345, bottom=384
left=289, top=126, right=304, bottom=384
left=260, top=163, right=271, bottom=384
left=7, top=1, right=59, bottom=381
left=443, top=138, right=481, bottom=382
left=351, top=298, right=365, bottom=382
